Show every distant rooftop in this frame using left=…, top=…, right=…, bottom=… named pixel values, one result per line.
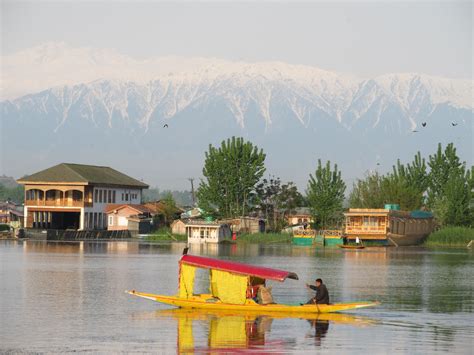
left=17, top=163, right=149, bottom=188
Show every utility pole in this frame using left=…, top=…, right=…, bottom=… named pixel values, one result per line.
left=188, top=178, right=196, bottom=206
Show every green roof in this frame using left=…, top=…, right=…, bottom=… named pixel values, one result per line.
left=18, top=163, right=149, bottom=188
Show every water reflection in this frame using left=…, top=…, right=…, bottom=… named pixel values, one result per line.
left=307, top=318, right=329, bottom=346
left=132, top=309, right=375, bottom=352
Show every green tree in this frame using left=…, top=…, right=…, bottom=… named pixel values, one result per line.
left=381, top=173, right=424, bottom=210
left=349, top=172, right=385, bottom=208
left=197, top=137, right=266, bottom=218
left=307, top=160, right=346, bottom=229
left=427, top=143, right=464, bottom=207
left=161, top=193, right=178, bottom=225
left=349, top=152, right=427, bottom=210
left=0, top=184, right=24, bottom=204
left=392, top=151, right=428, bottom=199
left=255, top=176, right=304, bottom=231
left=427, top=143, right=474, bottom=226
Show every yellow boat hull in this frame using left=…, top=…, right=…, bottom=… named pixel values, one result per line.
left=127, top=290, right=379, bottom=314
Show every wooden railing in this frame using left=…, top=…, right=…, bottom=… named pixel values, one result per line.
left=294, top=229, right=316, bottom=237
left=25, top=199, right=86, bottom=207
left=345, top=226, right=386, bottom=234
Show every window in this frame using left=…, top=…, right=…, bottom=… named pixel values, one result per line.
left=108, top=190, right=111, bottom=203
left=93, top=213, right=97, bottom=229
left=108, top=215, right=113, bottom=226
left=369, top=217, right=377, bottom=227
left=84, top=212, right=89, bottom=229
left=99, top=190, right=102, bottom=203
left=112, top=191, right=116, bottom=203
left=94, top=190, right=98, bottom=203
left=200, top=228, right=209, bottom=239
left=125, top=193, right=129, bottom=201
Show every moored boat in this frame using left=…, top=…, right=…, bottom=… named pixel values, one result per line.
left=127, top=254, right=379, bottom=314
left=338, top=244, right=365, bottom=250
left=319, top=230, right=343, bottom=247
left=292, top=229, right=315, bottom=246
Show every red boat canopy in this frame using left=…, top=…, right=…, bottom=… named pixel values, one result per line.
left=180, top=255, right=298, bottom=282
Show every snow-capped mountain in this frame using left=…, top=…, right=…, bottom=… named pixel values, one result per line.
left=1, top=43, right=472, bottom=188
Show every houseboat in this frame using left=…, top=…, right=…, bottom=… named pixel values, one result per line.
left=344, top=205, right=434, bottom=246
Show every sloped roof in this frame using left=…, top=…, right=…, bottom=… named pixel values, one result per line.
left=17, top=163, right=148, bottom=188
left=181, top=255, right=299, bottom=282
left=144, top=200, right=184, bottom=215
left=287, top=207, right=311, bottom=216
left=105, top=204, right=153, bottom=214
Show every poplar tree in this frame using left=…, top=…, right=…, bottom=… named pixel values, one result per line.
left=197, top=137, right=266, bottom=218
left=427, top=143, right=474, bottom=226
left=307, top=160, right=346, bottom=229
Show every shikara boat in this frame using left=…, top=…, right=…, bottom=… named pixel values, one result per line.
left=127, top=254, right=379, bottom=314
left=338, top=244, right=365, bottom=250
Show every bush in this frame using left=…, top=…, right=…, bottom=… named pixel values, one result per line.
left=424, top=227, right=474, bottom=247
left=236, top=233, right=292, bottom=244
left=0, top=224, right=10, bottom=232
left=146, top=227, right=187, bottom=242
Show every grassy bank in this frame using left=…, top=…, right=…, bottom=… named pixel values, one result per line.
left=146, top=227, right=187, bottom=242
left=236, top=233, right=292, bottom=244
left=424, top=227, right=474, bottom=247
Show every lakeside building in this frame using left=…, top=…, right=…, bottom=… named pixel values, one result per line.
left=17, top=163, right=148, bottom=230
left=105, top=204, right=153, bottom=234
left=171, top=219, right=187, bottom=235
left=0, top=200, right=24, bottom=228
left=144, top=200, right=184, bottom=226
left=185, top=220, right=232, bottom=244
left=221, top=217, right=266, bottom=234
left=286, top=207, right=313, bottom=226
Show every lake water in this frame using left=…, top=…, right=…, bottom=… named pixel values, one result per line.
left=0, top=240, right=472, bottom=354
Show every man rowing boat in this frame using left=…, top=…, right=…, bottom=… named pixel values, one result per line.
left=306, top=278, right=330, bottom=304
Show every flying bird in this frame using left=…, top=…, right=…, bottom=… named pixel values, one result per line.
left=422, top=122, right=426, bottom=127
left=412, top=130, right=418, bottom=133
left=376, top=163, right=381, bottom=166
left=451, top=122, right=458, bottom=126
left=163, top=124, right=169, bottom=128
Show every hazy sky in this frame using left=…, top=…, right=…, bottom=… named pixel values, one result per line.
left=2, top=0, right=472, bottom=79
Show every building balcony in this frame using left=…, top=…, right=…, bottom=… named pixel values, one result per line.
left=25, top=199, right=91, bottom=208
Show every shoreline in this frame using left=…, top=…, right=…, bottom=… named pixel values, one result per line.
left=6, top=237, right=472, bottom=249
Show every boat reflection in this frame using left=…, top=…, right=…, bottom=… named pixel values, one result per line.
left=134, top=308, right=375, bottom=352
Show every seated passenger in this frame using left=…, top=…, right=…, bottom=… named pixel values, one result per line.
left=257, top=285, right=274, bottom=305
left=247, top=277, right=265, bottom=301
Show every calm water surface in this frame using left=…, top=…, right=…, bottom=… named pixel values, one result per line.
left=0, top=240, right=472, bottom=354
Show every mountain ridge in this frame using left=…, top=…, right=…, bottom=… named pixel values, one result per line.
left=1, top=43, right=472, bottom=189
